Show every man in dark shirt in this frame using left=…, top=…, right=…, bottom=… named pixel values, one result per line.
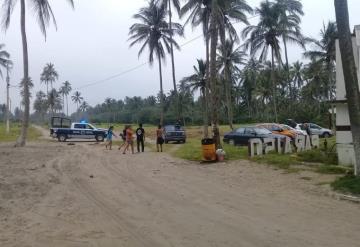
left=136, top=123, right=145, bottom=153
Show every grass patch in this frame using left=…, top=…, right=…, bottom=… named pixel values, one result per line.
left=0, top=123, right=41, bottom=142
left=251, top=153, right=298, bottom=170
left=173, top=138, right=202, bottom=161
left=315, top=165, right=348, bottom=175
left=331, top=175, right=360, bottom=195
left=297, top=149, right=338, bottom=165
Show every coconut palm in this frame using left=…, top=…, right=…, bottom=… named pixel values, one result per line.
left=180, top=0, right=212, bottom=137
left=208, top=0, right=252, bottom=147
left=0, top=44, right=11, bottom=78
left=304, top=22, right=338, bottom=100
left=71, top=91, right=83, bottom=115
left=217, top=39, right=246, bottom=129
left=275, top=0, right=304, bottom=71
left=154, top=0, right=182, bottom=95
left=79, top=101, right=90, bottom=112
left=47, top=88, right=61, bottom=115
left=180, top=59, right=207, bottom=134
left=1, top=0, right=74, bottom=147
left=334, top=0, right=360, bottom=176
left=60, top=81, right=72, bottom=116
left=40, top=63, right=59, bottom=95
left=242, top=0, right=285, bottom=122
left=129, top=1, right=183, bottom=125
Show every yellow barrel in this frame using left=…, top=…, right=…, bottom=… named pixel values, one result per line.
left=202, top=138, right=217, bottom=161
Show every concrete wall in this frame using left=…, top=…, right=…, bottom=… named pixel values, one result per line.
left=336, top=25, right=360, bottom=166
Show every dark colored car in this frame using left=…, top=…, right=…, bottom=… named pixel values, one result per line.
left=164, top=125, right=186, bottom=144
left=223, top=127, right=285, bottom=146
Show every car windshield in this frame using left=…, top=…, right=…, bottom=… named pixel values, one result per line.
left=165, top=125, right=184, bottom=131
left=255, top=128, right=272, bottom=135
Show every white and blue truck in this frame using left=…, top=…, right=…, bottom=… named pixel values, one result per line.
left=50, top=117, right=108, bottom=142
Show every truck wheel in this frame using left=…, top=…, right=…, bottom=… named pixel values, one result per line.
left=58, top=134, right=67, bottom=142
left=96, top=135, right=105, bottom=142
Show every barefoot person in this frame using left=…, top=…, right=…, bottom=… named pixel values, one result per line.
left=156, top=125, right=164, bottom=152
left=136, top=123, right=145, bottom=153
left=123, top=125, right=134, bottom=154
left=118, top=126, right=127, bottom=152
left=105, top=126, right=117, bottom=150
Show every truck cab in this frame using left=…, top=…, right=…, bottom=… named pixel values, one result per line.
left=50, top=117, right=107, bottom=142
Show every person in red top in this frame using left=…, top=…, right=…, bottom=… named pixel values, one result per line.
left=123, top=125, right=134, bottom=154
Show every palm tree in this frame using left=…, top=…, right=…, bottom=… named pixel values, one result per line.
left=154, top=0, right=182, bottom=96
left=334, top=0, right=360, bottom=176
left=61, top=81, right=72, bottom=116
left=40, top=63, right=59, bottom=95
left=275, top=0, right=304, bottom=71
left=47, top=88, right=61, bottom=115
left=242, top=0, right=284, bottom=122
left=181, top=0, right=212, bottom=137
left=217, top=39, right=246, bottom=129
left=239, top=58, right=263, bottom=118
left=79, top=101, right=90, bottom=112
left=0, top=44, right=11, bottom=78
left=71, top=91, right=83, bottom=117
left=304, top=22, right=338, bottom=101
left=129, top=1, right=183, bottom=125
left=180, top=59, right=207, bottom=134
left=1, top=0, right=74, bottom=147
left=209, top=0, right=252, bottom=147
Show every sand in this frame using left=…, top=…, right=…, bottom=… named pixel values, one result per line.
left=0, top=136, right=360, bottom=247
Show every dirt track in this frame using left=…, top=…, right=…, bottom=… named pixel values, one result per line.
left=1, top=138, right=360, bottom=247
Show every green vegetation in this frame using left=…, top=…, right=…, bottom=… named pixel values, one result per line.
left=331, top=176, right=360, bottom=195
left=0, top=123, right=41, bottom=142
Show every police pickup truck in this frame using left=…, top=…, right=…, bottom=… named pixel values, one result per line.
left=50, top=117, right=107, bottom=142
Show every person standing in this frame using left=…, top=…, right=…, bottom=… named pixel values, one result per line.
left=156, top=125, right=164, bottom=152
left=136, top=123, right=145, bottom=153
left=118, top=126, right=127, bottom=152
left=105, top=126, right=117, bottom=150
left=123, top=125, right=134, bottom=154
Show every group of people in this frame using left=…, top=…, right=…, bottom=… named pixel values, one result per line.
left=105, top=124, right=165, bottom=153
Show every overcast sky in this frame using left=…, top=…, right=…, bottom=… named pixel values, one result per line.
left=1, top=0, right=360, bottom=113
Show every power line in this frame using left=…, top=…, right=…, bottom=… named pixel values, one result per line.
left=74, top=14, right=259, bottom=91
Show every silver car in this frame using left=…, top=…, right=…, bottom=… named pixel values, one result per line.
left=307, top=123, right=333, bottom=138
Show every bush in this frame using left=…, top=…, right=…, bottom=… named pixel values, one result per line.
left=331, top=176, right=360, bottom=195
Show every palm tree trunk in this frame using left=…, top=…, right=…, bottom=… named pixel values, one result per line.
left=158, top=55, right=164, bottom=126
left=201, top=87, right=208, bottom=138
left=17, top=0, right=29, bottom=147
left=335, top=0, right=360, bottom=176
left=271, top=47, right=279, bottom=123
left=66, top=95, right=69, bottom=116
left=167, top=0, right=180, bottom=120
left=209, top=7, right=220, bottom=148
left=203, top=30, right=210, bottom=138
left=225, top=67, right=233, bottom=130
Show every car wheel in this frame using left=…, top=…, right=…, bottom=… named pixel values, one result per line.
left=96, top=135, right=105, bottom=142
left=58, top=134, right=67, bottom=142
left=323, top=132, right=330, bottom=138
left=183, top=140, right=186, bottom=144
left=229, top=139, right=235, bottom=146
left=165, top=140, right=169, bottom=144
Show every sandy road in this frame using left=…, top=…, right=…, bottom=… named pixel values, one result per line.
left=0, top=139, right=360, bottom=247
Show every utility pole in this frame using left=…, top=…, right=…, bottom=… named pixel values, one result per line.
left=6, top=63, right=10, bottom=134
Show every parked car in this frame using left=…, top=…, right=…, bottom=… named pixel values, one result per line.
left=305, top=123, right=333, bottom=138
left=164, top=125, right=186, bottom=143
left=256, top=123, right=297, bottom=139
left=223, top=127, right=285, bottom=146
left=280, top=124, right=307, bottom=136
